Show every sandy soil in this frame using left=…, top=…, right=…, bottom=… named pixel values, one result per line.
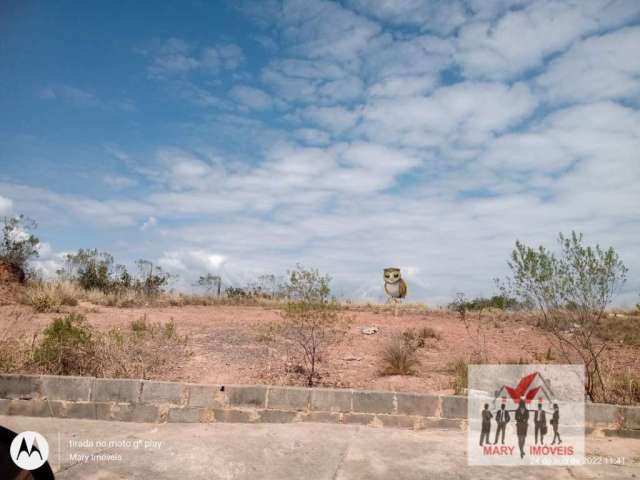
left=1, top=303, right=638, bottom=394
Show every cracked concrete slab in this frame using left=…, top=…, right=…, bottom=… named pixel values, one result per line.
left=1, top=416, right=638, bottom=479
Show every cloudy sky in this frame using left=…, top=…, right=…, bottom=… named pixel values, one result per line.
left=1, top=0, right=639, bottom=304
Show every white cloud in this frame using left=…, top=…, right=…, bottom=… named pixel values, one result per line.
left=230, top=85, right=273, bottom=110
left=104, top=175, right=138, bottom=189
left=456, top=0, right=640, bottom=80
left=537, top=27, right=640, bottom=103
left=301, top=105, right=361, bottom=131
left=0, top=195, right=12, bottom=215
left=141, top=216, right=158, bottom=231
left=147, top=38, right=245, bottom=78
left=280, top=0, right=381, bottom=62
left=360, top=82, right=537, bottom=148
left=347, top=0, right=468, bottom=34
left=40, top=85, right=135, bottom=111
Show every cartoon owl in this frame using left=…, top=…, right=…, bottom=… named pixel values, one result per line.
left=383, top=267, right=407, bottom=301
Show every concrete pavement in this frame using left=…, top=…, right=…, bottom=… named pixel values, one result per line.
left=1, top=415, right=639, bottom=479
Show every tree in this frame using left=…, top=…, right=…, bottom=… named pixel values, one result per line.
left=62, top=249, right=116, bottom=291
left=280, top=300, right=344, bottom=387
left=278, top=265, right=342, bottom=386
left=135, top=260, right=171, bottom=296
left=0, top=215, right=40, bottom=270
left=506, top=232, right=628, bottom=402
left=284, top=264, right=331, bottom=303
left=197, top=273, right=221, bottom=296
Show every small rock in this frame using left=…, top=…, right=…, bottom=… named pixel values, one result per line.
left=343, top=355, right=362, bottom=361
left=361, top=326, right=379, bottom=335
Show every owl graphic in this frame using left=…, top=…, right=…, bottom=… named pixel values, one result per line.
left=383, top=267, right=407, bottom=302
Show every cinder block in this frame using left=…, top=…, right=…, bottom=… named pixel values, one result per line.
left=258, top=409, right=299, bottom=423
left=300, top=412, right=341, bottom=424
left=226, top=385, right=267, bottom=408
left=141, top=381, right=184, bottom=405
left=187, top=384, right=224, bottom=408
left=342, top=413, right=375, bottom=425
left=92, top=378, right=141, bottom=403
left=8, top=399, right=50, bottom=417
left=586, top=403, right=622, bottom=426
left=213, top=408, right=257, bottom=423
left=310, top=388, right=352, bottom=413
left=48, top=400, right=99, bottom=419
left=441, top=396, right=467, bottom=419
left=352, top=390, right=394, bottom=414
left=267, top=386, right=310, bottom=411
left=375, top=414, right=418, bottom=429
left=168, top=407, right=204, bottom=423
left=622, top=406, right=640, bottom=430
left=396, top=393, right=439, bottom=417
left=0, top=374, right=41, bottom=399
left=603, top=428, right=640, bottom=439
left=106, top=403, right=160, bottom=423
left=420, top=418, right=463, bottom=430
left=41, top=375, right=94, bottom=401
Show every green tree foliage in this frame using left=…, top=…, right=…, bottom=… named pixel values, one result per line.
left=506, top=231, right=628, bottom=402
left=0, top=215, right=40, bottom=270
left=197, top=273, right=222, bottom=295
left=284, top=264, right=331, bottom=303
left=59, top=250, right=170, bottom=296
left=278, top=265, right=342, bottom=386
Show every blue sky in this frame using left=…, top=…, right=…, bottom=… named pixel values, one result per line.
left=1, top=0, right=639, bottom=304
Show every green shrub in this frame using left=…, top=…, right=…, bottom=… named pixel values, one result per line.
left=33, top=314, right=97, bottom=375
left=448, top=294, right=521, bottom=312
left=0, top=214, right=39, bottom=271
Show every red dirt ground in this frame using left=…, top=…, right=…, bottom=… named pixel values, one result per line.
left=2, top=302, right=638, bottom=395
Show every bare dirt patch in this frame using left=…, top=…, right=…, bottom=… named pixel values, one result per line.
left=1, top=303, right=638, bottom=395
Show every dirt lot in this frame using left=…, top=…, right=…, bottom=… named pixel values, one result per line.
left=1, top=303, right=638, bottom=394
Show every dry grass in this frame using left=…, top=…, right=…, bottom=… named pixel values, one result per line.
left=19, top=280, right=287, bottom=311
left=380, top=337, right=420, bottom=376
left=596, top=315, right=640, bottom=347
left=447, top=358, right=468, bottom=395
left=21, top=281, right=80, bottom=312
left=0, top=311, right=190, bottom=380
left=605, top=368, right=640, bottom=405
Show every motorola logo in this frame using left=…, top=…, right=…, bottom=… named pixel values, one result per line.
left=10, top=431, right=50, bottom=471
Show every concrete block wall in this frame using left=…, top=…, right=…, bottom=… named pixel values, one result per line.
left=0, top=374, right=638, bottom=435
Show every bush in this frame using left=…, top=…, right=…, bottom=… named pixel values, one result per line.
left=381, top=337, right=420, bottom=375
left=33, top=313, right=97, bottom=375
left=402, top=327, right=440, bottom=349
left=505, top=231, right=628, bottom=402
left=448, top=358, right=468, bottom=395
left=280, top=300, right=345, bottom=386
left=0, top=215, right=39, bottom=271
left=606, top=369, right=640, bottom=406
left=22, top=281, right=81, bottom=312
left=2, top=313, right=190, bottom=380
left=595, top=316, right=640, bottom=347
left=448, top=294, right=521, bottom=312
left=284, top=264, right=331, bottom=303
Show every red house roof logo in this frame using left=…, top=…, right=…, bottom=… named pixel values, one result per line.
left=495, top=372, right=555, bottom=404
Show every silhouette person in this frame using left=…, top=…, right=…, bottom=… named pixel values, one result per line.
left=550, top=403, right=562, bottom=445
left=515, top=399, right=529, bottom=459
left=534, top=402, right=547, bottom=444
left=479, top=403, right=493, bottom=446
left=493, top=403, right=510, bottom=444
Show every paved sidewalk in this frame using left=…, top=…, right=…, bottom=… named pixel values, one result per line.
left=1, top=416, right=638, bottom=479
